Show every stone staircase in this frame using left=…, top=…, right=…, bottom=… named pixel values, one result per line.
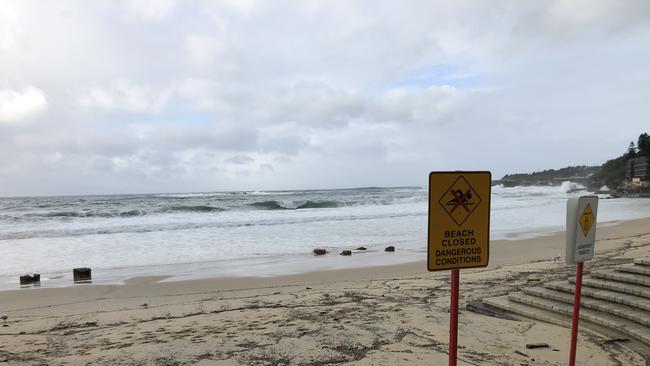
left=481, top=258, right=650, bottom=349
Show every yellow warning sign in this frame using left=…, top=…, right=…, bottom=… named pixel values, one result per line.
left=579, top=203, right=594, bottom=237
left=428, top=172, right=491, bottom=271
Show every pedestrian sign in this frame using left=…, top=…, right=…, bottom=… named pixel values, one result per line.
left=566, top=196, right=599, bottom=264
left=428, top=172, right=491, bottom=271
left=579, top=204, right=594, bottom=236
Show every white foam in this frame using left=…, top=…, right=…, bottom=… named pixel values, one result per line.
left=1, top=187, right=649, bottom=282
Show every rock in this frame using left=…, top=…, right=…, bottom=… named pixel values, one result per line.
left=313, top=248, right=327, bottom=255
left=19, top=275, right=33, bottom=286
left=525, top=343, right=549, bottom=349
left=73, top=268, right=92, bottom=283
left=385, top=246, right=395, bottom=252
left=514, top=350, right=529, bottom=357
left=340, top=250, right=352, bottom=256
left=19, top=274, right=40, bottom=286
left=601, top=338, right=629, bottom=344
left=356, top=246, right=367, bottom=250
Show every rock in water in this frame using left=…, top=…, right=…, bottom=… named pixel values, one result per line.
left=385, top=246, right=396, bottom=252
left=356, top=247, right=367, bottom=250
left=340, top=250, right=352, bottom=256
left=73, top=268, right=92, bottom=283
left=19, top=275, right=33, bottom=286
left=313, top=248, right=327, bottom=255
left=19, top=274, right=40, bottom=286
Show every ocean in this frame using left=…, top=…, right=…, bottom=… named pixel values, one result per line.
left=1, top=183, right=650, bottom=288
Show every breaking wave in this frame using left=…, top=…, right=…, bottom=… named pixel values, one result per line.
left=560, top=181, right=587, bottom=193
left=296, top=200, right=339, bottom=209
left=249, top=200, right=339, bottom=210
left=163, top=205, right=225, bottom=213
left=249, top=200, right=287, bottom=210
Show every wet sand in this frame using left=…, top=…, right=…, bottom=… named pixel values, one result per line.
left=0, top=218, right=649, bottom=365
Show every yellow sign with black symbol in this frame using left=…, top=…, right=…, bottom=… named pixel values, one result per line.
left=428, top=172, right=491, bottom=271
left=579, top=204, right=594, bottom=237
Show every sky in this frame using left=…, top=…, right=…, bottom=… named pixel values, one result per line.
left=1, top=0, right=649, bottom=196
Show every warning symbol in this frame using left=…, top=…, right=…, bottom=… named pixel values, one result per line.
left=579, top=203, right=595, bottom=236
left=438, top=176, right=482, bottom=226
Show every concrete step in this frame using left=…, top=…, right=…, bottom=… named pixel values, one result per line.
left=482, top=295, right=570, bottom=328
left=590, top=270, right=650, bottom=287
left=569, top=276, right=650, bottom=299
left=633, top=258, right=650, bottom=266
left=617, top=263, right=650, bottom=276
left=545, top=280, right=650, bottom=312
left=522, top=287, right=650, bottom=327
left=507, top=292, right=650, bottom=346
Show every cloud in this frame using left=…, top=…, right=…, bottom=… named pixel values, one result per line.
left=369, top=85, right=464, bottom=124
left=124, top=0, right=177, bottom=21
left=186, top=34, right=227, bottom=68
left=78, top=79, right=173, bottom=114
left=0, top=86, right=47, bottom=123
left=1, top=1, right=650, bottom=195
left=224, top=154, right=254, bottom=165
left=0, top=5, right=20, bottom=51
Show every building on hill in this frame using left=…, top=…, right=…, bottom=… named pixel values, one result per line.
left=626, top=156, right=650, bottom=187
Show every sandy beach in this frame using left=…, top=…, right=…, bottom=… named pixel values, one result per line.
left=0, top=218, right=649, bottom=365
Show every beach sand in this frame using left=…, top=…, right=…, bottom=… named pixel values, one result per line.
left=0, top=218, right=649, bottom=365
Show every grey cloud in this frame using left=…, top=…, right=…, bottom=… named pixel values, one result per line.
left=1, top=1, right=650, bottom=195
left=146, top=124, right=258, bottom=152
left=224, top=154, right=254, bottom=165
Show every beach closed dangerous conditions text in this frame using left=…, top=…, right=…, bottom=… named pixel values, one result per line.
left=428, top=172, right=491, bottom=271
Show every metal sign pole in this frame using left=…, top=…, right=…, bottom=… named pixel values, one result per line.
left=449, top=269, right=459, bottom=366
left=569, top=261, right=584, bottom=366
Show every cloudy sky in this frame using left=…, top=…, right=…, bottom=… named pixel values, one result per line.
left=1, top=1, right=649, bottom=196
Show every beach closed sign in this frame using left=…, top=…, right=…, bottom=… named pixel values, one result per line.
left=428, top=172, right=491, bottom=271
left=566, top=196, right=599, bottom=264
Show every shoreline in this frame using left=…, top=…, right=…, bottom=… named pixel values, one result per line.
left=3, top=216, right=649, bottom=292
left=0, top=217, right=649, bottom=364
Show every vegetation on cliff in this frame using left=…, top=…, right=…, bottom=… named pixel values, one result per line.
left=501, top=132, right=649, bottom=190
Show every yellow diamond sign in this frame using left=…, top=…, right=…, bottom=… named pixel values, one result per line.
left=579, top=203, right=595, bottom=237
left=438, top=176, right=482, bottom=226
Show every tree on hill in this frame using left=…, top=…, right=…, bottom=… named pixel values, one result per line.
left=593, top=155, right=627, bottom=188
left=502, top=132, right=649, bottom=190
left=638, top=133, right=650, bottom=157
left=591, top=132, right=649, bottom=189
left=628, top=141, right=637, bottom=156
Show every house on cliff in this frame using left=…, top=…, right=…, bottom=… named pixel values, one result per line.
left=626, top=156, right=650, bottom=187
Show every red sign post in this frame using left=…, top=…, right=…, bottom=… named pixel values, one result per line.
left=449, top=269, right=460, bottom=365
left=569, top=261, right=584, bottom=366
